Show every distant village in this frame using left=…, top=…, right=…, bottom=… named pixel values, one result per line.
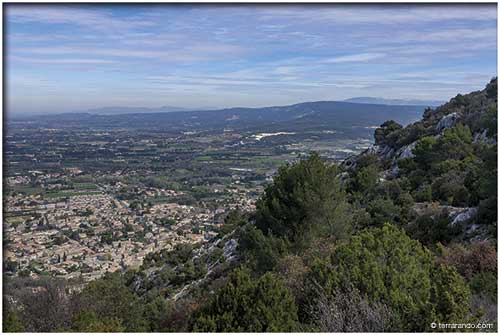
left=4, top=172, right=257, bottom=282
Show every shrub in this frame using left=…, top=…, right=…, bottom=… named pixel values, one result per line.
left=238, top=224, right=289, bottom=273
left=470, top=272, right=497, bottom=302
left=191, top=268, right=299, bottom=332
left=406, top=211, right=459, bottom=245
left=256, top=152, right=352, bottom=249
left=437, top=242, right=497, bottom=280
left=310, top=224, right=470, bottom=331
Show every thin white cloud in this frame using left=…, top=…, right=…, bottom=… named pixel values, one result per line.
left=12, top=43, right=245, bottom=62
left=11, top=56, right=116, bottom=64
left=257, top=5, right=496, bottom=25
left=5, top=5, right=154, bottom=32
left=324, top=53, right=386, bottom=64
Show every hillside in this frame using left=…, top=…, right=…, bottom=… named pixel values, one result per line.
left=3, top=79, right=497, bottom=333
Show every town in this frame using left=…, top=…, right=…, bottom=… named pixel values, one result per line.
left=3, top=122, right=372, bottom=282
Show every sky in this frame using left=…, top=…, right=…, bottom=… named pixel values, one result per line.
left=4, top=4, right=498, bottom=115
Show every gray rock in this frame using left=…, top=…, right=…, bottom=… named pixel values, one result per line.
left=473, top=129, right=497, bottom=145
left=338, top=172, right=349, bottom=185
left=397, top=141, right=417, bottom=159
left=436, top=112, right=459, bottom=132
left=449, top=207, right=478, bottom=226
left=223, top=238, right=238, bottom=260
left=377, top=145, right=394, bottom=159
left=341, top=155, right=358, bottom=170
left=388, top=163, right=400, bottom=178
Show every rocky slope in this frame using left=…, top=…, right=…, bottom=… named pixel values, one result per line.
left=342, top=78, right=498, bottom=242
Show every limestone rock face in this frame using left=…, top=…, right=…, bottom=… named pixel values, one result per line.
left=436, top=112, right=459, bottom=132
left=377, top=145, right=395, bottom=160
left=473, top=129, right=497, bottom=145
left=223, top=238, right=238, bottom=261
left=449, top=207, right=478, bottom=227
left=396, top=141, right=417, bottom=160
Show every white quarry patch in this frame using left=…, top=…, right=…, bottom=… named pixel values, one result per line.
left=336, top=148, right=357, bottom=153
left=252, top=132, right=296, bottom=140
left=229, top=168, right=253, bottom=172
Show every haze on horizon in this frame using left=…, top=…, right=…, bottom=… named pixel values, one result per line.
left=4, top=3, right=498, bottom=116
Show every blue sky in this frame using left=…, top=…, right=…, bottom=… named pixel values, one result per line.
left=5, top=4, right=498, bottom=115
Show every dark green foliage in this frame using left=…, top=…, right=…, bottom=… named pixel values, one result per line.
left=365, top=197, right=399, bottom=227
left=406, top=212, right=459, bottom=245
left=352, top=164, right=379, bottom=194
left=191, top=268, right=299, bottom=332
left=430, top=265, right=471, bottom=324
left=142, top=242, right=195, bottom=268
left=3, top=308, right=25, bottom=332
left=486, top=77, right=497, bottom=100
left=73, top=272, right=147, bottom=331
left=136, top=242, right=208, bottom=297
left=256, top=152, right=352, bottom=249
left=436, top=124, right=473, bottom=160
left=481, top=105, right=497, bottom=137
left=374, top=120, right=403, bottom=147
left=347, top=162, right=415, bottom=228
left=414, top=183, right=433, bottom=202
left=470, top=272, right=498, bottom=302
left=475, top=144, right=498, bottom=227
left=70, top=310, right=126, bottom=332
left=431, top=170, right=470, bottom=206
left=413, top=136, right=439, bottom=169
left=143, top=296, right=172, bottom=332
left=402, top=121, right=496, bottom=213
left=309, top=224, right=470, bottom=331
left=238, top=224, right=289, bottom=273
left=218, top=210, right=247, bottom=237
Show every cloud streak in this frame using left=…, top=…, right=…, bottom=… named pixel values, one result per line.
left=324, top=53, right=386, bottom=64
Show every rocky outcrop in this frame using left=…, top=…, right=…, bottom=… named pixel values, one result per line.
left=342, top=144, right=394, bottom=170
left=222, top=238, right=238, bottom=262
left=396, top=141, right=417, bottom=159
left=449, top=207, right=478, bottom=226
left=436, top=112, right=459, bottom=132
left=473, top=129, right=497, bottom=145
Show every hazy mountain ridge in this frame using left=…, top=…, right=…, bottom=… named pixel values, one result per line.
left=344, top=96, right=445, bottom=106
left=11, top=100, right=425, bottom=133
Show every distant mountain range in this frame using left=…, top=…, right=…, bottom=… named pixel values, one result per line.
left=85, top=98, right=442, bottom=115
left=12, top=100, right=427, bottom=133
left=344, top=97, right=444, bottom=106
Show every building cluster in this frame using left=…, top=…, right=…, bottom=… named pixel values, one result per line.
left=4, top=177, right=257, bottom=282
